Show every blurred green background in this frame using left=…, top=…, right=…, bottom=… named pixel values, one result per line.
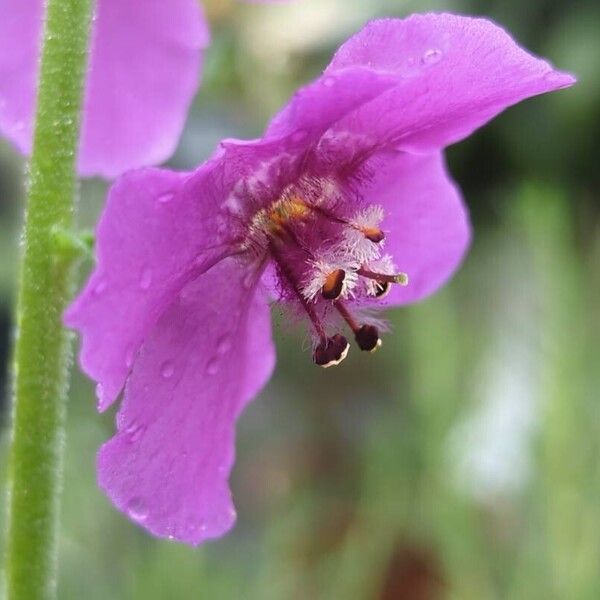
left=1, top=0, right=598, bottom=598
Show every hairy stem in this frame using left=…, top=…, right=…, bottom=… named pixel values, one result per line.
left=4, top=0, right=94, bottom=598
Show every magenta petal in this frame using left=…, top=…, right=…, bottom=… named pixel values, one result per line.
left=364, top=151, right=470, bottom=305
left=265, top=67, right=397, bottom=141
left=0, top=0, right=41, bottom=154
left=80, top=0, right=208, bottom=177
left=97, top=258, right=275, bottom=545
left=324, top=14, right=575, bottom=152
left=65, top=167, right=218, bottom=411
left=0, top=0, right=208, bottom=178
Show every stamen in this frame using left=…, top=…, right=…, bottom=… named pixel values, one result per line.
left=373, top=281, right=391, bottom=298
left=269, top=241, right=327, bottom=340
left=358, top=267, right=408, bottom=286
left=313, top=334, right=350, bottom=368
left=354, top=325, right=382, bottom=353
left=311, top=204, right=385, bottom=244
left=358, top=226, right=385, bottom=244
left=334, top=301, right=382, bottom=353
left=321, top=269, right=346, bottom=300
left=302, top=259, right=358, bottom=302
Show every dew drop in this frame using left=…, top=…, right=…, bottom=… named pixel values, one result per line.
left=125, top=422, right=146, bottom=443
left=125, top=346, right=135, bottom=369
left=139, top=267, right=152, bottom=290
left=93, top=279, right=107, bottom=296
left=206, top=357, right=220, bottom=376
left=292, top=129, right=308, bottom=143
left=216, top=336, right=232, bottom=356
left=421, top=48, right=442, bottom=65
left=160, top=361, right=175, bottom=379
left=95, top=383, right=105, bottom=405
left=242, top=271, right=255, bottom=290
left=185, top=517, right=199, bottom=534
left=323, top=76, right=336, bottom=88
left=157, top=192, right=174, bottom=204
left=127, top=497, right=148, bottom=521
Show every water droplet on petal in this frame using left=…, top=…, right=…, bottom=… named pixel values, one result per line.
left=206, top=357, right=220, bottom=376
left=125, top=346, right=135, bottom=369
left=292, top=129, right=308, bottom=143
left=421, top=48, right=442, bottom=65
left=185, top=517, right=199, bottom=534
left=216, top=336, right=232, bottom=356
left=93, top=279, right=107, bottom=296
left=127, top=497, right=148, bottom=521
left=160, top=361, right=175, bottom=379
left=139, top=267, right=152, bottom=290
left=157, top=192, right=174, bottom=204
left=323, top=76, right=336, bottom=88
left=125, top=421, right=146, bottom=443
left=95, top=383, right=105, bottom=405
left=242, top=271, right=255, bottom=290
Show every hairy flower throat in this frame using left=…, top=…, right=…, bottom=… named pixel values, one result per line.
left=241, top=179, right=408, bottom=367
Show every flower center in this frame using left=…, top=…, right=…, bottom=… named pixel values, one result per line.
left=242, top=177, right=408, bottom=367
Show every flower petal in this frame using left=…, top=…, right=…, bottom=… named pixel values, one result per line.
left=66, top=130, right=303, bottom=412
left=97, top=257, right=275, bottom=545
left=65, top=166, right=225, bottom=411
left=362, top=151, right=470, bottom=305
left=265, top=67, right=397, bottom=141
left=0, top=0, right=41, bottom=153
left=324, top=14, right=575, bottom=153
left=0, top=0, right=208, bottom=178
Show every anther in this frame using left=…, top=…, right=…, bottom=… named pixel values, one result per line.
left=310, top=204, right=385, bottom=244
left=373, top=281, right=391, bottom=298
left=334, top=301, right=383, bottom=353
left=355, top=324, right=382, bottom=353
left=321, top=269, right=346, bottom=300
left=313, top=334, right=350, bottom=368
left=358, top=226, right=385, bottom=244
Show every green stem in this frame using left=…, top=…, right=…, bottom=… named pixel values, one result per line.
left=4, top=0, right=94, bottom=598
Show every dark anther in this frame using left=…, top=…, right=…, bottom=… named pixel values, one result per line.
left=321, top=269, right=346, bottom=300
left=374, top=281, right=391, bottom=298
left=355, top=325, right=382, bottom=352
left=313, top=334, right=350, bottom=368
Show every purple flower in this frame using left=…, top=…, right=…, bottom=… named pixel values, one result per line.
left=65, top=14, right=574, bottom=544
left=0, top=0, right=283, bottom=178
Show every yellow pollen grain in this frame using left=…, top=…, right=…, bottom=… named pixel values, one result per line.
left=266, top=195, right=311, bottom=233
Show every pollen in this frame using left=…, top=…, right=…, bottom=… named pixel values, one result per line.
left=266, top=195, right=311, bottom=233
